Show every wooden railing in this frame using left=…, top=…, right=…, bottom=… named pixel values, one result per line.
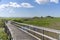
left=11, top=21, right=60, bottom=40
left=4, top=22, right=13, bottom=40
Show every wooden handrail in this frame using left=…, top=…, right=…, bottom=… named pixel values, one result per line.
left=11, top=21, right=60, bottom=40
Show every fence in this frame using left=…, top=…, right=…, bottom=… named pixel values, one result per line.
left=4, top=22, right=13, bottom=40
left=11, top=21, right=60, bottom=40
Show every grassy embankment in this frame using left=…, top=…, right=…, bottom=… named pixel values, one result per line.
left=23, top=18, right=60, bottom=30
left=0, top=19, right=8, bottom=40
left=10, top=17, right=60, bottom=30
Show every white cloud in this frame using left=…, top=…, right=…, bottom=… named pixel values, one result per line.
left=35, top=0, right=49, bottom=4
left=50, top=0, right=59, bottom=3
left=0, top=2, right=34, bottom=9
left=21, top=3, right=34, bottom=8
left=35, top=0, right=59, bottom=4
left=9, top=2, right=21, bottom=8
left=0, top=2, right=21, bottom=9
left=0, top=4, right=9, bottom=9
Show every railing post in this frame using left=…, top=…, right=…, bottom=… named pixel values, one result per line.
left=42, top=30, right=44, bottom=40
left=58, top=34, right=60, bottom=40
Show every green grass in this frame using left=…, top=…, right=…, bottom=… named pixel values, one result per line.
left=0, top=28, right=8, bottom=40
left=10, top=17, right=60, bottom=30
left=23, top=18, right=60, bottom=30
left=0, top=18, right=8, bottom=40
left=5, top=17, right=60, bottom=30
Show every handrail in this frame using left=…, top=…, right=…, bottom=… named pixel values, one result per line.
left=21, top=27, right=57, bottom=40
left=11, top=21, right=60, bottom=40
left=5, top=22, right=13, bottom=40
left=12, top=21, right=60, bottom=34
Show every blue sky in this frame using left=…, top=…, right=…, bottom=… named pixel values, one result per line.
left=0, top=0, right=60, bottom=17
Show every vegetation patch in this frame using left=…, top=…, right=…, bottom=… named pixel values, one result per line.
left=0, top=18, right=8, bottom=40
left=8, top=17, right=60, bottom=30
left=0, top=28, right=8, bottom=40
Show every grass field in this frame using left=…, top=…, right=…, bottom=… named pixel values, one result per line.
left=9, top=17, right=60, bottom=30
left=0, top=18, right=8, bottom=40
left=0, top=28, right=8, bottom=40
left=23, top=18, right=60, bottom=30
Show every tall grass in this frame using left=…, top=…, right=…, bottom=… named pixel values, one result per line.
left=9, top=17, right=60, bottom=30
left=0, top=18, right=8, bottom=40
left=0, top=28, right=8, bottom=40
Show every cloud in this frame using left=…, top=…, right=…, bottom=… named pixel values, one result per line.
left=35, top=0, right=49, bottom=4
left=35, top=0, right=59, bottom=4
left=0, top=4, right=9, bottom=9
left=0, top=2, right=21, bottom=9
left=9, top=2, right=21, bottom=8
left=50, top=0, right=59, bottom=3
left=21, top=3, right=34, bottom=8
left=0, top=2, right=34, bottom=9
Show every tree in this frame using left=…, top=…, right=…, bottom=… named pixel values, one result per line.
left=40, top=16, right=43, bottom=18
left=33, top=16, right=40, bottom=19
left=46, top=16, right=54, bottom=18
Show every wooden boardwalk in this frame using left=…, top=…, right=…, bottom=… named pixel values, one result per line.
left=5, top=21, right=60, bottom=40
left=5, top=21, right=38, bottom=40
left=11, top=21, right=60, bottom=40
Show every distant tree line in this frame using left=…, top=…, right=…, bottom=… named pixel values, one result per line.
left=33, top=16, right=54, bottom=19
left=10, top=16, right=54, bottom=23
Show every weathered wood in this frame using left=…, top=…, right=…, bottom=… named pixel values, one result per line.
left=11, top=21, right=60, bottom=40
left=5, top=21, right=38, bottom=40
